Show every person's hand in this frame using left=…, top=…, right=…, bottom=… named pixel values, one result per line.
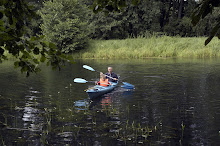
left=95, top=81, right=98, bottom=85
left=113, top=78, right=118, bottom=80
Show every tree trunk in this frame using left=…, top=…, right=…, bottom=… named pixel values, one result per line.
left=165, top=0, right=172, bottom=24
left=178, top=0, right=184, bottom=19
left=172, top=0, right=176, bottom=17
left=160, top=0, right=166, bottom=29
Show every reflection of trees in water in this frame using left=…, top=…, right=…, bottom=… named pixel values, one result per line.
left=138, top=65, right=220, bottom=145
left=21, top=88, right=43, bottom=145
left=2, top=59, right=220, bottom=145
left=0, top=87, right=44, bottom=145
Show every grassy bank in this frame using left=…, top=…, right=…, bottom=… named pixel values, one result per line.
left=72, top=36, right=220, bottom=59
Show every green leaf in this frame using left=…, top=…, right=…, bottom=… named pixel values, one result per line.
left=33, top=47, right=40, bottom=55
left=46, top=61, right=50, bottom=66
left=14, top=61, right=20, bottom=69
left=18, top=61, right=25, bottom=67
left=26, top=71, right=30, bottom=77
left=42, top=41, right=49, bottom=47
left=0, top=48, right=4, bottom=55
left=40, top=55, right=46, bottom=62
left=35, top=67, right=41, bottom=72
left=33, top=58, right=39, bottom=64
left=0, top=0, right=7, bottom=6
left=132, top=0, right=140, bottom=5
left=22, top=51, right=29, bottom=59
left=49, top=42, right=57, bottom=49
left=0, top=12, right=3, bottom=19
left=2, top=55, right=7, bottom=60
left=31, top=36, right=37, bottom=41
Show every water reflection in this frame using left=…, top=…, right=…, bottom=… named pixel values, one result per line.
left=100, top=96, right=112, bottom=107
left=22, top=88, right=42, bottom=129
left=74, top=99, right=89, bottom=110
left=1, top=58, right=220, bottom=145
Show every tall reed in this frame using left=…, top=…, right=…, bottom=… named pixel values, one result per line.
left=72, top=36, right=220, bottom=59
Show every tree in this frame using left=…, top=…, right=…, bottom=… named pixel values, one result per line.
left=88, top=0, right=161, bottom=39
left=0, top=0, right=74, bottom=76
left=91, top=0, right=220, bottom=44
left=39, top=0, right=89, bottom=53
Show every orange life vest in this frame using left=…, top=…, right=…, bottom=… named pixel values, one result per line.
left=99, top=79, right=110, bottom=87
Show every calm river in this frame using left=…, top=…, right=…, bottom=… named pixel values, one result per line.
left=0, top=58, right=220, bottom=145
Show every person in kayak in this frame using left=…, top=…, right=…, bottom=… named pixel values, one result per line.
left=105, top=67, right=118, bottom=83
left=96, top=74, right=111, bottom=87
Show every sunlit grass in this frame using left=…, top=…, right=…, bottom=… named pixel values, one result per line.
left=72, top=36, right=220, bottom=59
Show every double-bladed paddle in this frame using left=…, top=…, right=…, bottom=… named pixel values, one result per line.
left=83, top=65, right=134, bottom=89
left=74, top=78, right=90, bottom=83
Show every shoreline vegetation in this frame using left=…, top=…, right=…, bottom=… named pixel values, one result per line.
left=72, top=36, right=220, bottom=59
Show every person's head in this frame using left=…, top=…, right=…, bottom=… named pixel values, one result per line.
left=100, top=74, right=106, bottom=81
left=108, top=67, right=113, bottom=73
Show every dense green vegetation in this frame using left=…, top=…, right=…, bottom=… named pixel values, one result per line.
left=0, top=0, right=74, bottom=76
left=0, top=0, right=220, bottom=74
left=73, top=36, right=220, bottom=59
left=39, top=0, right=89, bottom=53
left=91, top=0, right=220, bottom=45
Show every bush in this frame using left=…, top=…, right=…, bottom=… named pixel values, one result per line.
left=39, top=0, right=89, bottom=53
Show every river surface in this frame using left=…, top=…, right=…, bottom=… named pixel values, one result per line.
left=0, top=58, right=220, bottom=145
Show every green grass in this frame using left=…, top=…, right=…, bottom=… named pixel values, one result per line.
left=72, top=36, right=220, bottom=59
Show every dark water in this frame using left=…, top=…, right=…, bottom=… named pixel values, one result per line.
left=1, top=58, right=220, bottom=145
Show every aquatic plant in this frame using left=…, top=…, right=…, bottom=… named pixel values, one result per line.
left=113, top=120, right=155, bottom=145
left=179, top=121, right=185, bottom=145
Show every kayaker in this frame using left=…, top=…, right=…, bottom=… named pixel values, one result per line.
left=103, top=67, right=118, bottom=83
left=96, top=74, right=111, bottom=87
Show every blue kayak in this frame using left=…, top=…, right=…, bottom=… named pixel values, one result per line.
left=86, top=81, right=118, bottom=99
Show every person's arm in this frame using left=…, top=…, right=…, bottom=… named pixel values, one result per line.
left=112, top=73, right=118, bottom=81
left=114, top=73, right=118, bottom=79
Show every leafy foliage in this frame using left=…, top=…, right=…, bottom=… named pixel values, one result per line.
left=39, top=0, right=89, bottom=53
left=0, top=0, right=74, bottom=76
left=90, top=0, right=220, bottom=44
left=88, top=0, right=161, bottom=39
left=1, top=0, right=220, bottom=77
left=191, top=0, right=220, bottom=45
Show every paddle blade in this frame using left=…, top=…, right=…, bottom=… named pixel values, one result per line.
left=74, top=78, right=88, bottom=83
left=121, top=85, right=134, bottom=89
left=83, top=65, right=95, bottom=71
left=121, top=82, right=134, bottom=89
left=122, top=82, right=134, bottom=87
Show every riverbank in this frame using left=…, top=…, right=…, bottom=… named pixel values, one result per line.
left=72, top=36, right=220, bottom=59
